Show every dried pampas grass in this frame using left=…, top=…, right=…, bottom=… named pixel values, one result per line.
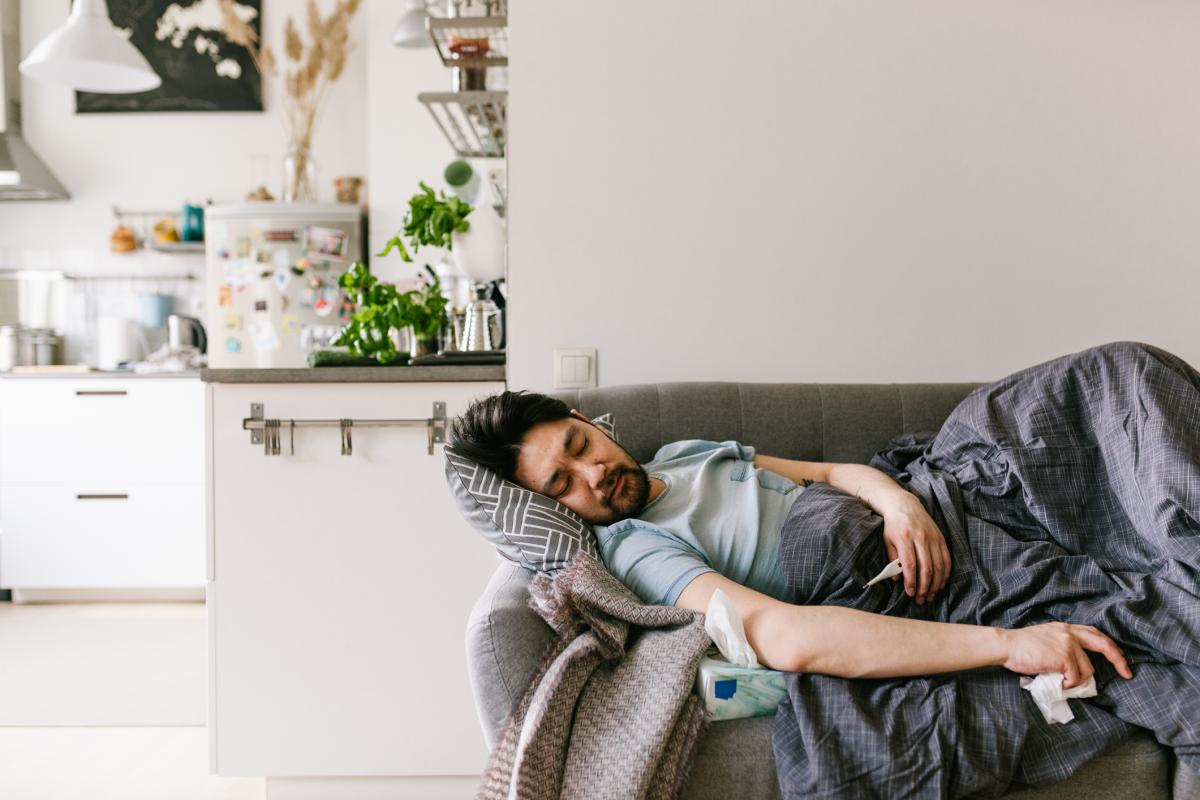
left=220, top=0, right=361, bottom=199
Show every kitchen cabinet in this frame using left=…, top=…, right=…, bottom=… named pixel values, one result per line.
left=205, top=371, right=504, bottom=787
left=0, top=375, right=205, bottom=592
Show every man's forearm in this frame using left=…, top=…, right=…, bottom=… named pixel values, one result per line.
left=751, top=602, right=1008, bottom=677
left=826, top=463, right=914, bottom=516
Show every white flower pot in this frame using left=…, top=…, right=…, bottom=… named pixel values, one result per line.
left=450, top=205, right=505, bottom=284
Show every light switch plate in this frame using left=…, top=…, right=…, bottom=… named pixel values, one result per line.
left=553, top=348, right=597, bottom=389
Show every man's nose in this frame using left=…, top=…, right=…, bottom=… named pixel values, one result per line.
left=582, top=461, right=607, bottom=488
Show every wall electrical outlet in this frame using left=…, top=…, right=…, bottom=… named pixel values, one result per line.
left=553, top=348, right=597, bottom=389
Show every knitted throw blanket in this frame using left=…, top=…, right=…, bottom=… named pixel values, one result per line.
left=477, top=553, right=712, bottom=800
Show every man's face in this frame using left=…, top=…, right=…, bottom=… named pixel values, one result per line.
left=513, top=410, right=651, bottom=525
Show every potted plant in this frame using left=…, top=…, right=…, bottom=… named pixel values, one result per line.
left=332, top=261, right=448, bottom=363
left=379, top=180, right=505, bottom=284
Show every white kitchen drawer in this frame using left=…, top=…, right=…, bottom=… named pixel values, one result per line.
left=0, top=378, right=203, bottom=485
left=0, top=482, right=205, bottom=587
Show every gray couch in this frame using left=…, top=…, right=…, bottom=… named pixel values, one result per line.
left=466, top=381, right=1196, bottom=799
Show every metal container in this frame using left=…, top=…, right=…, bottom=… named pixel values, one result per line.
left=0, top=325, right=19, bottom=371
left=30, top=331, right=60, bottom=365
left=16, top=327, right=60, bottom=366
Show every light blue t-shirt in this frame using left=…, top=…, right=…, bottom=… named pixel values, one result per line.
left=594, top=440, right=806, bottom=607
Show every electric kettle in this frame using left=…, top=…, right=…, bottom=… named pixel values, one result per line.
left=167, top=315, right=207, bottom=354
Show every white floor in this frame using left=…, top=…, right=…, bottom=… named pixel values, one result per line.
left=0, top=601, right=264, bottom=800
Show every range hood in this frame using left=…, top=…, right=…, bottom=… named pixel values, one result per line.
left=0, top=0, right=68, bottom=201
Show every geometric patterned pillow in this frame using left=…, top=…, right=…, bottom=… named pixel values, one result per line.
left=443, top=413, right=617, bottom=576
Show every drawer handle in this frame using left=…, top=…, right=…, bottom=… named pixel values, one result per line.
left=76, top=493, right=129, bottom=501
left=75, top=390, right=127, bottom=397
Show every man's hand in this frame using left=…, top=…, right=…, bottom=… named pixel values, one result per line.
left=1001, top=621, right=1134, bottom=688
left=881, top=495, right=951, bottom=605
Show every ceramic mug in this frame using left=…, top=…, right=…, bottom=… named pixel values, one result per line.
left=139, top=293, right=173, bottom=328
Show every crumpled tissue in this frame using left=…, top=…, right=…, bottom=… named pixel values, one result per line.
left=704, top=588, right=758, bottom=668
left=696, top=589, right=788, bottom=720
left=1019, top=673, right=1097, bottom=724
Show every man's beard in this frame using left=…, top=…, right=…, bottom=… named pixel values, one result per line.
left=597, top=460, right=651, bottom=524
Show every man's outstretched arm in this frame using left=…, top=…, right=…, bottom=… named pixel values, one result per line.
left=676, top=571, right=1132, bottom=688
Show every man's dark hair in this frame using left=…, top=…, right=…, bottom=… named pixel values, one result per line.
left=448, top=390, right=572, bottom=480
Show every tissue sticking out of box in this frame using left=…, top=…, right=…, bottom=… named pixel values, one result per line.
left=704, top=588, right=759, bottom=668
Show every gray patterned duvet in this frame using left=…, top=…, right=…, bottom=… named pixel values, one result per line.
left=772, top=340, right=1200, bottom=799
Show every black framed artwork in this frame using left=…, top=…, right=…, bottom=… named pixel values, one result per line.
left=75, top=0, right=263, bottom=113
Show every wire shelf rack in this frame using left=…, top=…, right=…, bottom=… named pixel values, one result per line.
left=418, top=91, right=507, bottom=159
left=427, top=15, right=507, bottom=67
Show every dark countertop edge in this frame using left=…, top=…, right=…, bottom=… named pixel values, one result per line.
left=200, top=365, right=506, bottom=383
left=0, top=370, right=200, bottom=379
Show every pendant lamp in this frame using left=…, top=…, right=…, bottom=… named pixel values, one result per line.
left=393, top=0, right=432, bottom=49
left=20, top=0, right=161, bottom=93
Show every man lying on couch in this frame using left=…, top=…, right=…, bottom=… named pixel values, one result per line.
left=451, top=340, right=1200, bottom=796
left=450, top=388, right=1131, bottom=689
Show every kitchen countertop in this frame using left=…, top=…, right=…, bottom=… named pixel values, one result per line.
left=200, top=365, right=506, bottom=383
left=0, top=370, right=200, bottom=379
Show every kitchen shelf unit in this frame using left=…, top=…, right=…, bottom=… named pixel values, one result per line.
left=418, top=90, right=507, bottom=159
left=427, top=15, right=508, bottom=67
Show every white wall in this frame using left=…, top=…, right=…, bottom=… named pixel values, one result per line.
left=507, top=1, right=1200, bottom=390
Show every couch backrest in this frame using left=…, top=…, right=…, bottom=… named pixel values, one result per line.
left=547, top=381, right=984, bottom=465
left=465, top=380, right=986, bottom=749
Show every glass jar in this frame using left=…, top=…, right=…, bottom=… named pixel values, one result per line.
left=283, top=144, right=318, bottom=203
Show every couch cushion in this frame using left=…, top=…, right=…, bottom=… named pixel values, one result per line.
left=444, top=413, right=616, bottom=575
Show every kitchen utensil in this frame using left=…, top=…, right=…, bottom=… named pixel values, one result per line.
left=0, top=325, right=19, bottom=371
left=139, top=293, right=173, bottom=327
left=31, top=331, right=60, bottom=365
left=167, top=314, right=207, bottom=354
left=459, top=283, right=503, bottom=351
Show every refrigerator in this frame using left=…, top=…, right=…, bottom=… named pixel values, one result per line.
left=204, top=203, right=365, bottom=368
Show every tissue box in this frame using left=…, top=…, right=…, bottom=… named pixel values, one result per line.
left=694, top=653, right=788, bottom=721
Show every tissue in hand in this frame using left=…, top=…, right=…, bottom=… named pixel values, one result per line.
left=704, top=588, right=758, bottom=668
left=696, top=589, right=788, bottom=720
left=1019, top=673, right=1097, bottom=724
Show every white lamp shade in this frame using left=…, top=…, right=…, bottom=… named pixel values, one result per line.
left=19, top=0, right=161, bottom=93
left=393, top=0, right=432, bottom=49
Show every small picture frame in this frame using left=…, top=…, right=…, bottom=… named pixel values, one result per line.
left=304, top=226, right=350, bottom=259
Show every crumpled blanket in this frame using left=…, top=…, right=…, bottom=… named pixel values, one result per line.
left=772, top=340, right=1200, bottom=800
left=477, top=552, right=712, bottom=800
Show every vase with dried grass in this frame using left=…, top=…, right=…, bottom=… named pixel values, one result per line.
left=220, top=0, right=360, bottom=203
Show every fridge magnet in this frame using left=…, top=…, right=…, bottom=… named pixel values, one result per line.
left=255, top=249, right=273, bottom=264
left=250, top=319, right=281, bottom=351
left=338, top=293, right=355, bottom=321
left=236, top=237, right=252, bottom=258
left=308, top=275, right=323, bottom=289
left=225, top=337, right=242, bottom=354
left=265, top=229, right=300, bottom=242
left=254, top=299, right=268, bottom=312
left=217, top=285, right=233, bottom=307
left=293, top=257, right=312, bottom=274
left=224, top=313, right=243, bottom=330
left=273, top=268, right=292, bottom=292
left=304, top=226, right=350, bottom=259
left=272, top=249, right=290, bottom=270
left=218, top=246, right=231, bottom=259
left=313, top=297, right=333, bottom=317
left=282, top=314, right=301, bottom=333
left=299, top=288, right=316, bottom=309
